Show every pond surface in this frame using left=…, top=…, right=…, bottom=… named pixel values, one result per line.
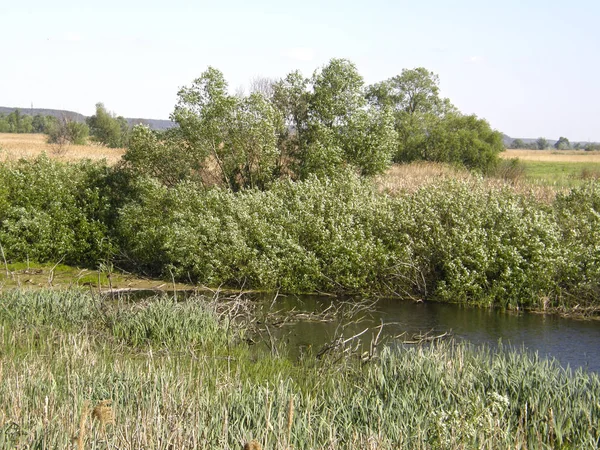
left=252, top=294, right=600, bottom=373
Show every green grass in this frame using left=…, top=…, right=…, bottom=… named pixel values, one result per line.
left=0, top=289, right=598, bottom=449
left=521, top=160, right=600, bottom=187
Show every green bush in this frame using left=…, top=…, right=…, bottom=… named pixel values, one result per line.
left=554, top=183, right=600, bottom=304
left=117, top=172, right=412, bottom=293
left=395, top=182, right=562, bottom=307
left=0, top=156, right=114, bottom=265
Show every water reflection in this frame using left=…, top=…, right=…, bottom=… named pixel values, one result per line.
left=255, top=294, right=600, bottom=373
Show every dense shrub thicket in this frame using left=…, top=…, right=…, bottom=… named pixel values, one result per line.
left=1, top=156, right=599, bottom=310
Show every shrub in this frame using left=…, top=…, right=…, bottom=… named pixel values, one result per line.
left=0, top=156, right=114, bottom=265
left=395, top=182, right=562, bottom=308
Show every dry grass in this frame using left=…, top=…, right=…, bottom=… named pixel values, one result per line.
left=502, top=149, right=600, bottom=162
left=376, top=161, right=473, bottom=195
left=377, top=161, right=559, bottom=203
left=0, top=133, right=124, bottom=165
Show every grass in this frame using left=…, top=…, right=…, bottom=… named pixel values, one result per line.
left=0, top=289, right=598, bottom=449
left=502, top=149, right=600, bottom=163
left=501, top=149, right=600, bottom=188
left=0, top=133, right=124, bottom=164
left=0, top=262, right=197, bottom=292
left=520, top=160, right=600, bottom=188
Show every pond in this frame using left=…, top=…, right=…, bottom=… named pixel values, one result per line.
left=250, top=293, right=600, bottom=373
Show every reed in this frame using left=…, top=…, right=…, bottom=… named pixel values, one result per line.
left=0, top=289, right=598, bottom=448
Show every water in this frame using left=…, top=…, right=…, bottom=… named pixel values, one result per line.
left=252, top=294, right=600, bottom=373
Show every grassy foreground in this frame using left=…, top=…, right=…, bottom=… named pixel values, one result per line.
left=0, top=289, right=598, bottom=449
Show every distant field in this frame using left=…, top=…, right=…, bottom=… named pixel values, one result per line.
left=502, top=149, right=600, bottom=187
left=502, top=148, right=600, bottom=162
left=0, top=133, right=123, bottom=164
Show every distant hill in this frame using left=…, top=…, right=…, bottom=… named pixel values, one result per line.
left=0, top=106, right=175, bottom=131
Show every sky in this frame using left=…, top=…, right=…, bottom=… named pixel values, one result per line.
left=1, top=0, right=599, bottom=141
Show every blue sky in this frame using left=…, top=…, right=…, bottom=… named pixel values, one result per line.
left=1, top=0, right=599, bottom=140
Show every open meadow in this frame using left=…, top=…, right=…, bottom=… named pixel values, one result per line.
left=502, top=149, right=600, bottom=187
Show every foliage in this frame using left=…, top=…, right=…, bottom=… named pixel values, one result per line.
left=555, top=136, right=571, bottom=150
left=0, top=109, right=33, bottom=133
left=510, top=138, right=525, bottom=149
left=585, top=142, right=600, bottom=151
left=123, top=125, right=203, bottom=187
left=170, top=67, right=284, bottom=191
left=418, top=113, right=504, bottom=173
left=86, top=102, right=129, bottom=148
left=46, top=116, right=89, bottom=145
left=366, top=68, right=500, bottom=172
left=536, top=137, right=549, bottom=150
left=0, top=156, right=114, bottom=265
left=395, top=181, right=562, bottom=307
left=554, top=183, right=600, bottom=303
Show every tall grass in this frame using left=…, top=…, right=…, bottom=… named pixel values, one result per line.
left=0, top=289, right=598, bottom=449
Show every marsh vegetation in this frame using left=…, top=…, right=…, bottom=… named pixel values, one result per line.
left=0, top=290, right=598, bottom=449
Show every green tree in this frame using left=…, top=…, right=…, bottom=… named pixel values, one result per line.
left=555, top=136, right=571, bottom=150
left=4, top=109, right=32, bottom=133
left=421, top=113, right=504, bottom=173
left=510, top=138, right=525, bottom=149
left=366, top=68, right=456, bottom=163
left=46, top=116, right=89, bottom=146
left=86, top=103, right=129, bottom=148
left=123, top=126, right=201, bottom=187
left=167, top=67, right=285, bottom=190
left=536, top=137, right=549, bottom=150
left=297, top=59, right=396, bottom=177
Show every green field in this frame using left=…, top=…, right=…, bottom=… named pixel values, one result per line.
left=521, top=160, right=600, bottom=187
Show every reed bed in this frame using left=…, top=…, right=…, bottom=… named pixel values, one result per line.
left=0, top=133, right=124, bottom=164
left=0, top=289, right=598, bottom=449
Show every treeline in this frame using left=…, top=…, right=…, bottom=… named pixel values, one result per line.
left=0, top=109, right=56, bottom=134
left=0, top=104, right=130, bottom=148
left=511, top=136, right=600, bottom=151
left=125, top=59, right=504, bottom=192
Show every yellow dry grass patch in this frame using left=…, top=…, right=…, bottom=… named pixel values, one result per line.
left=376, top=161, right=473, bottom=195
left=502, top=149, right=600, bottom=162
left=377, top=161, right=559, bottom=203
left=0, top=133, right=124, bottom=165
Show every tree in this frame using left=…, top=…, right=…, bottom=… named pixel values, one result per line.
left=536, top=137, right=549, bottom=150
left=169, top=67, right=284, bottom=190
left=555, top=136, right=571, bottom=150
left=123, top=126, right=201, bottom=187
left=86, top=103, right=129, bottom=148
left=510, top=138, right=525, bottom=149
left=365, top=68, right=501, bottom=172
left=420, top=112, right=504, bottom=173
left=298, top=58, right=396, bottom=177
left=366, top=68, right=457, bottom=164
left=46, top=116, right=89, bottom=147
left=249, top=76, right=276, bottom=98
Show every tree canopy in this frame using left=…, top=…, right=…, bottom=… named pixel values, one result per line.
left=125, top=59, right=505, bottom=189
left=86, top=103, right=129, bottom=148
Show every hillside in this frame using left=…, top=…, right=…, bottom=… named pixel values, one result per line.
left=0, top=106, right=175, bottom=131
